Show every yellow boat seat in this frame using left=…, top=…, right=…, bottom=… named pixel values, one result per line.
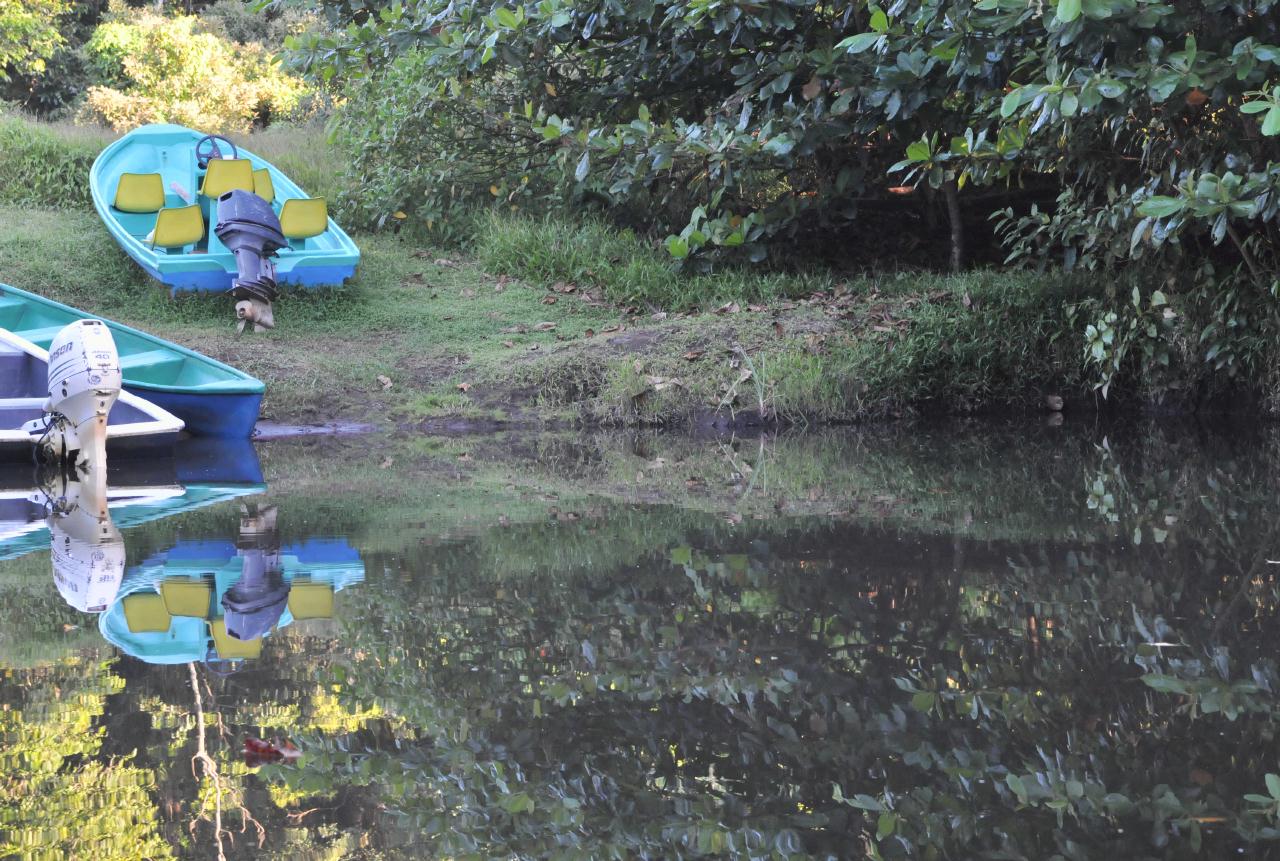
left=160, top=578, right=212, bottom=618
left=253, top=168, right=275, bottom=202
left=200, top=158, right=254, bottom=198
left=209, top=619, right=263, bottom=660
left=288, top=581, right=334, bottom=620
left=114, top=172, right=166, bottom=213
left=123, top=593, right=171, bottom=633
left=280, top=198, right=328, bottom=240
left=151, top=205, right=204, bottom=248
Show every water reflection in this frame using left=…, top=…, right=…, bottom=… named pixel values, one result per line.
left=4, top=424, right=1280, bottom=858
left=101, top=505, right=365, bottom=665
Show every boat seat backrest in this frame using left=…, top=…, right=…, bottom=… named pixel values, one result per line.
left=253, top=168, right=275, bottom=203
left=123, top=593, right=172, bottom=633
left=209, top=619, right=262, bottom=659
left=151, top=205, right=205, bottom=249
left=280, top=198, right=328, bottom=240
left=288, top=580, right=335, bottom=620
left=115, top=173, right=166, bottom=213
left=200, top=159, right=255, bottom=198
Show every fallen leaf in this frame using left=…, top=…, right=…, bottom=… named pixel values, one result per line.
left=651, top=311, right=668, bottom=321
left=376, top=374, right=393, bottom=390
left=601, top=324, right=621, bottom=333
left=461, top=288, right=476, bottom=298
left=583, top=328, right=595, bottom=338
left=533, top=321, right=557, bottom=331
left=380, top=457, right=394, bottom=469
left=773, top=322, right=785, bottom=338
left=1185, top=87, right=1208, bottom=107
left=1190, top=768, right=1214, bottom=786
left=411, top=249, right=432, bottom=258
left=715, top=302, right=741, bottom=315
left=392, top=210, right=407, bottom=219
left=551, top=281, right=577, bottom=293
left=457, top=382, right=472, bottom=392
left=243, top=736, right=301, bottom=767
left=545, top=81, right=557, bottom=96
left=541, top=295, right=558, bottom=304
left=502, top=340, right=515, bottom=348
left=434, top=258, right=457, bottom=267
left=801, top=76, right=822, bottom=101
left=501, top=324, right=529, bottom=334
left=682, top=350, right=704, bottom=361
left=747, top=303, right=768, bottom=312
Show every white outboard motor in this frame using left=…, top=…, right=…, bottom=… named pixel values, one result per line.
left=23, top=320, right=121, bottom=470
left=35, top=458, right=125, bottom=613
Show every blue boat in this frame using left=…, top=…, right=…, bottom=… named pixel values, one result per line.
left=90, top=123, right=359, bottom=292
left=0, top=283, right=264, bottom=438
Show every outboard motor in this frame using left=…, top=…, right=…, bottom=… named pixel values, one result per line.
left=221, top=505, right=290, bottom=643
left=214, top=189, right=285, bottom=332
left=23, top=320, right=121, bottom=472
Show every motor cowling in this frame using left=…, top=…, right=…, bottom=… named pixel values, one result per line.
left=214, top=189, right=286, bottom=309
left=26, top=320, right=122, bottom=467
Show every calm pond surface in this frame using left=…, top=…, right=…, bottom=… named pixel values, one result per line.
left=3, top=421, right=1280, bottom=859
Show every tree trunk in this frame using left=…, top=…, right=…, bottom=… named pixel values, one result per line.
left=943, top=178, right=964, bottom=272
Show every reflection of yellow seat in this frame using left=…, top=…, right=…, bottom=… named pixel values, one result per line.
left=209, top=619, right=262, bottom=660
left=288, top=581, right=334, bottom=620
left=123, top=594, right=171, bottom=633
left=151, top=205, right=204, bottom=248
left=200, top=159, right=254, bottom=198
left=253, top=168, right=274, bottom=202
left=280, top=198, right=327, bottom=240
left=114, top=173, right=165, bottom=213
left=160, top=578, right=211, bottom=618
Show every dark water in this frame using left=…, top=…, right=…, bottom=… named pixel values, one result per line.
left=3, top=422, right=1280, bottom=859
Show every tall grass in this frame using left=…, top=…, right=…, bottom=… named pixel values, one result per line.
left=469, top=210, right=834, bottom=310
left=0, top=113, right=116, bottom=209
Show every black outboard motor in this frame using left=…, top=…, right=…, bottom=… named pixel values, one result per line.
left=214, top=189, right=285, bottom=307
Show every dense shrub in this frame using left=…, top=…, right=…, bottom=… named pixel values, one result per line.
left=0, top=0, right=69, bottom=79
left=80, top=2, right=309, bottom=133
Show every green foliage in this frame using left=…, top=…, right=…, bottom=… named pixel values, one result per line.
left=80, top=2, right=310, bottom=133
left=285, top=0, right=1280, bottom=401
left=0, top=0, right=69, bottom=79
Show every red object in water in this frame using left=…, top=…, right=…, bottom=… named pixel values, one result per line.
left=243, top=735, right=301, bottom=766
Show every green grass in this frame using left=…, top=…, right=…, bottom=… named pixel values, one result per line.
left=470, top=209, right=836, bottom=310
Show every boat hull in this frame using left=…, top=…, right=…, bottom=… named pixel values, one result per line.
left=90, top=123, right=360, bottom=293
left=133, top=388, right=262, bottom=440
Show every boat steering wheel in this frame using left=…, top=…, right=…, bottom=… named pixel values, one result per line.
left=195, top=133, right=239, bottom=169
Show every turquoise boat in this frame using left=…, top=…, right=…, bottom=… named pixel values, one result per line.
left=100, top=539, right=365, bottom=665
left=89, top=123, right=359, bottom=293
left=0, top=283, right=264, bottom=437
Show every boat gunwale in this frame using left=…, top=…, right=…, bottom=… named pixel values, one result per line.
left=0, top=283, right=266, bottom=396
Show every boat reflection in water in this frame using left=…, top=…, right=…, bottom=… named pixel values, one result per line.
left=1, top=438, right=364, bottom=665
left=100, top=506, right=365, bottom=666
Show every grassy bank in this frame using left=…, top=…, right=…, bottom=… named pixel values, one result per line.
left=0, top=112, right=1110, bottom=427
